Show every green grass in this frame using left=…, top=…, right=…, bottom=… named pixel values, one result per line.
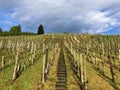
left=0, top=56, right=43, bottom=90
left=0, top=34, right=120, bottom=90
left=0, top=64, right=14, bottom=90
left=64, top=48, right=80, bottom=90
left=42, top=48, right=60, bottom=90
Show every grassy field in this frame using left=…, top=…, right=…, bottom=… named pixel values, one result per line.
left=0, top=34, right=120, bottom=90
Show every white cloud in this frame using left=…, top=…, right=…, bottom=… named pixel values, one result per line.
left=2, top=21, right=13, bottom=25
left=0, top=0, right=120, bottom=33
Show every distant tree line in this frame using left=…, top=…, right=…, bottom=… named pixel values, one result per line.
left=0, top=24, right=44, bottom=36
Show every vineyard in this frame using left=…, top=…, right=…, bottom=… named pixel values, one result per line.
left=0, top=34, right=120, bottom=90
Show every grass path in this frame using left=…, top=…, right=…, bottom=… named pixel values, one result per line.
left=86, top=62, right=115, bottom=90
left=64, top=48, right=80, bottom=90
left=42, top=48, right=60, bottom=90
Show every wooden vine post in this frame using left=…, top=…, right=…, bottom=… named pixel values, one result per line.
left=77, top=50, right=80, bottom=76
left=2, top=56, right=5, bottom=69
left=80, top=54, right=84, bottom=86
left=31, top=42, right=34, bottom=64
left=13, top=47, right=20, bottom=81
left=119, top=48, right=120, bottom=66
left=101, top=42, right=105, bottom=74
left=0, top=40, right=2, bottom=49
left=108, top=47, right=115, bottom=82
left=32, top=43, right=36, bottom=65
left=84, top=56, right=87, bottom=90
left=34, top=44, right=36, bottom=55
left=45, top=47, right=48, bottom=80
left=86, top=45, right=89, bottom=61
left=42, top=43, right=45, bottom=85
left=71, top=43, right=73, bottom=53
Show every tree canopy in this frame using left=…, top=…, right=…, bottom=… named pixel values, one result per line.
left=37, top=24, right=44, bottom=34
left=0, top=24, right=36, bottom=36
left=10, top=25, right=21, bottom=35
left=0, top=28, right=3, bottom=33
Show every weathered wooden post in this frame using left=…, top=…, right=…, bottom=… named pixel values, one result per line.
left=31, top=42, right=34, bottom=54
left=13, top=47, right=19, bottom=81
left=0, top=40, right=2, bottom=49
left=77, top=50, right=80, bottom=76
left=84, top=56, right=87, bottom=90
left=73, top=47, right=75, bottom=59
left=71, top=43, right=73, bottom=53
left=45, top=47, right=48, bottom=80
left=92, top=52, right=95, bottom=64
left=102, top=42, right=105, bottom=74
left=93, top=52, right=97, bottom=66
left=108, top=48, right=115, bottom=82
left=119, top=48, right=120, bottom=66
left=80, top=54, right=84, bottom=86
left=86, top=45, right=89, bottom=60
left=2, top=56, right=5, bottom=69
left=42, top=43, right=45, bottom=85
left=34, top=44, right=36, bottom=57
left=17, top=59, right=21, bottom=75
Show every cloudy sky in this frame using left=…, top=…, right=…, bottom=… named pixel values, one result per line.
left=0, top=0, right=120, bottom=34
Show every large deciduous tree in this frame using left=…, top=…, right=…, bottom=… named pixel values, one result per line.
left=10, top=25, right=21, bottom=35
